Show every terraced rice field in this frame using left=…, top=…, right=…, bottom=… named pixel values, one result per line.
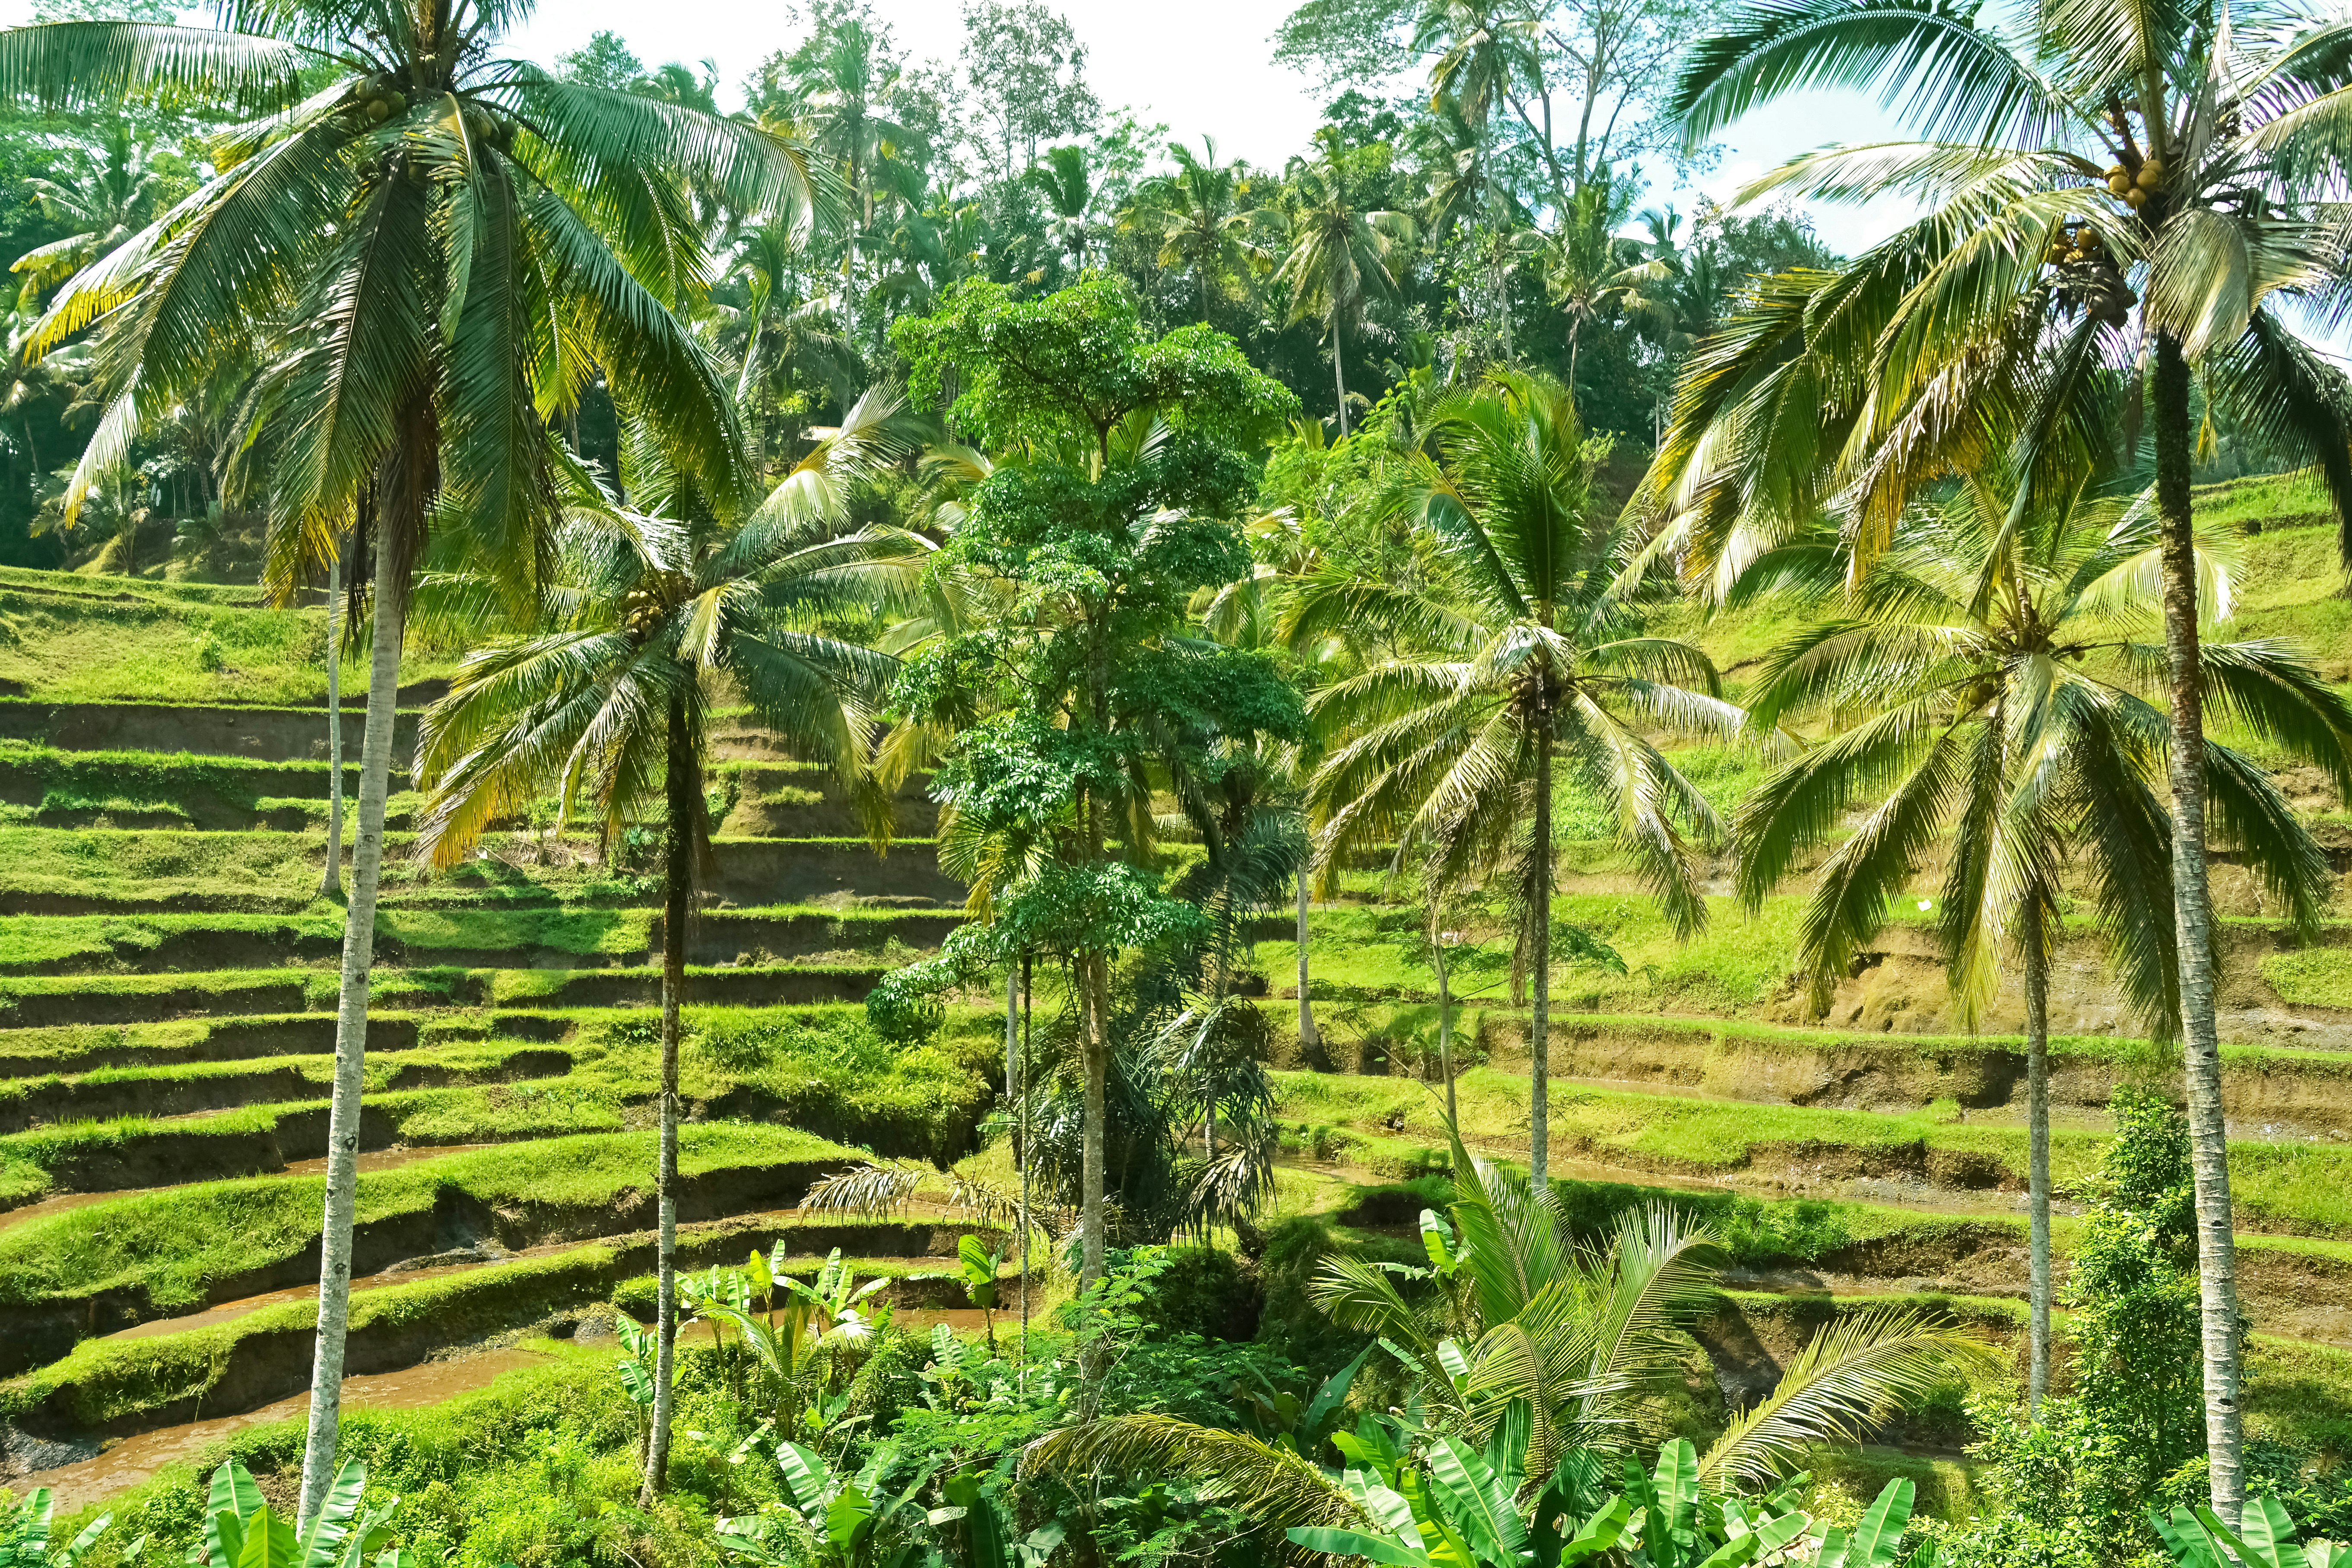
left=10, top=522, right=2352, bottom=1501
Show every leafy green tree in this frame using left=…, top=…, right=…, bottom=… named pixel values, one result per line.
left=1295, top=369, right=1736, bottom=1186
left=414, top=397, right=918, bottom=1498
left=1732, top=475, right=2352, bottom=1413
left=0, top=5, right=831, bottom=1513
left=1272, top=130, right=1414, bottom=435
left=1660, top=0, right=2352, bottom=1503
left=957, top=0, right=1099, bottom=181
left=889, top=276, right=1299, bottom=1327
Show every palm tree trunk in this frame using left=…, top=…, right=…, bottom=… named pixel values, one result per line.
left=1077, top=943, right=1109, bottom=1411
left=2026, top=925, right=2051, bottom=1412
left=639, top=695, right=692, bottom=1505
left=1005, top=961, right=1019, bottom=1121
left=1296, top=872, right=1321, bottom=1055
left=1434, top=930, right=1456, bottom=1125
left=1019, top=952, right=1032, bottom=1369
left=2153, top=328, right=2246, bottom=1515
left=1530, top=709, right=1552, bottom=1191
left=320, top=555, right=344, bottom=901
left=1331, top=314, right=1350, bottom=438
left=294, top=534, right=406, bottom=1524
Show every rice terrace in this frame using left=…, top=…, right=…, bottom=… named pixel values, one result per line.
left=1, top=1, right=2352, bottom=1565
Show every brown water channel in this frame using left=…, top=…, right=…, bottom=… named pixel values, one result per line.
left=18, top=1348, right=552, bottom=1511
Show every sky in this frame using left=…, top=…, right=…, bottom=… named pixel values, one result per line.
left=491, top=0, right=1926, bottom=254
left=0, top=0, right=1928, bottom=255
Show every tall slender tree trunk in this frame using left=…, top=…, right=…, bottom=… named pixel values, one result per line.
left=295, top=532, right=406, bottom=1523
left=640, top=696, right=692, bottom=1503
left=1297, top=872, right=1320, bottom=1055
left=321, top=555, right=344, bottom=901
left=1077, top=944, right=1109, bottom=1412
left=2025, top=924, right=2052, bottom=1411
left=1331, top=315, right=1350, bottom=438
left=1019, top=953, right=1032, bottom=1368
left=1433, top=927, right=1456, bottom=1125
left=1530, top=708, right=1552, bottom=1190
left=2153, top=329, right=2245, bottom=1515
left=1006, top=961, right=1020, bottom=1117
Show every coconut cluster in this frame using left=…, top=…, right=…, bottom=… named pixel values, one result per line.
left=2043, top=220, right=2136, bottom=328
left=2104, top=156, right=2165, bottom=210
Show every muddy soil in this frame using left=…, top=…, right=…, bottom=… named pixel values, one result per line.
left=8, top=1346, right=549, bottom=1507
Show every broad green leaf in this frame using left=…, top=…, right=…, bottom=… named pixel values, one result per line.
left=2243, top=1496, right=2302, bottom=1568
left=232, top=1508, right=300, bottom=1568
left=1286, top=1527, right=1432, bottom=1568
left=1557, top=1496, right=1632, bottom=1566
left=1843, top=1478, right=1914, bottom=1568
left=824, top=1489, right=875, bottom=1555
left=298, top=1458, right=368, bottom=1568
left=775, top=1441, right=833, bottom=1516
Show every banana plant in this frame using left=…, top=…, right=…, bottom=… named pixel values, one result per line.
left=2, top=1488, right=108, bottom=1568
left=955, top=1233, right=1005, bottom=1349
left=710, top=1250, right=892, bottom=1441
left=931, top=1472, right=1063, bottom=1568
left=1235, top=1343, right=1376, bottom=1463
left=184, top=1458, right=402, bottom=1568
left=1287, top=1420, right=1635, bottom=1568
left=683, top=1265, right=755, bottom=1354
left=716, top=1442, right=934, bottom=1568
left=1622, top=1440, right=1810, bottom=1568
left=2152, top=1498, right=2345, bottom=1568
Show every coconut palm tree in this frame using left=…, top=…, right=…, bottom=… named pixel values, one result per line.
left=1271, top=131, right=1414, bottom=436
left=0, top=7, right=831, bottom=1516
left=1731, top=472, right=2352, bottom=1412
left=1030, top=1131, right=1995, bottom=1520
left=1025, top=143, right=1098, bottom=272
left=10, top=121, right=156, bottom=311
left=1123, top=139, right=1275, bottom=322
left=1656, top=0, right=2352, bottom=1504
left=1293, top=369, right=1740, bottom=1189
left=413, top=390, right=924, bottom=1500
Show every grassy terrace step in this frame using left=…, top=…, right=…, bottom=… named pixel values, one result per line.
left=0, top=1124, right=864, bottom=1376
left=0, top=743, right=370, bottom=832
left=0, top=825, right=963, bottom=913
left=0, top=905, right=962, bottom=976
left=1272, top=1066, right=2352, bottom=1240
left=1300, top=1005, right=2352, bottom=1134
left=0, top=1040, right=580, bottom=1134
left=0, top=1011, right=546, bottom=1073
left=0, top=1213, right=1012, bottom=1439
left=0, top=959, right=891, bottom=1026
left=0, top=1003, right=994, bottom=1207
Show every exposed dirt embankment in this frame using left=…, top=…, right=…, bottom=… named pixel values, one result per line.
left=0, top=699, right=416, bottom=769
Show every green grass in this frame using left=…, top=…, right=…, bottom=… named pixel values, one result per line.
left=0, top=1003, right=994, bottom=1206
left=0, top=573, right=466, bottom=705
left=1263, top=895, right=1806, bottom=1013
left=2261, top=947, right=2352, bottom=1009
left=1271, top=1065, right=2352, bottom=1239
left=0, top=1122, right=854, bottom=1317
